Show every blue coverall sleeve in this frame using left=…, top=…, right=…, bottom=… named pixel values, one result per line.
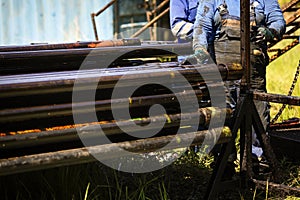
left=170, top=0, right=194, bottom=40
left=264, top=0, right=286, bottom=37
left=193, top=0, right=216, bottom=51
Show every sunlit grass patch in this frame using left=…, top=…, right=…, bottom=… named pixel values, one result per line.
left=267, top=45, right=300, bottom=122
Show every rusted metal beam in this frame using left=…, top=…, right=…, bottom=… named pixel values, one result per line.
left=91, top=0, right=117, bottom=41
left=253, top=91, right=300, bottom=106
left=281, top=35, right=299, bottom=40
left=252, top=179, right=300, bottom=197
left=269, top=39, right=299, bottom=62
left=285, top=25, right=300, bottom=35
left=252, top=103, right=283, bottom=182
left=91, top=14, right=99, bottom=41
left=240, top=0, right=254, bottom=185
left=145, top=0, right=170, bottom=40
left=130, top=7, right=170, bottom=38
left=240, top=0, right=251, bottom=91
left=266, top=0, right=300, bottom=61
left=149, top=0, right=169, bottom=16
left=285, top=8, right=300, bottom=25
left=268, top=35, right=300, bottom=49
left=94, top=0, right=117, bottom=17
left=0, top=128, right=231, bottom=176
left=281, top=0, right=300, bottom=13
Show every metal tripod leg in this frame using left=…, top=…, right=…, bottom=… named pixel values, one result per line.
left=251, top=100, right=283, bottom=182
left=205, top=95, right=246, bottom=199
left=205, top=92, right=282, bottom=198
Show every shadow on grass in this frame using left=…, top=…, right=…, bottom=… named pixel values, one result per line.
left=0, top=151, right=297, bottom=199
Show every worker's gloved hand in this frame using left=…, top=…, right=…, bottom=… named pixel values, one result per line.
left=178, top=48, right=210, bottom=65
left=254, top=27, right=276, bottom=44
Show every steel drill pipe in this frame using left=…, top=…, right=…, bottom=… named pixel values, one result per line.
left=0, top=63, right=243, bottom=98
left=0, top=127, right=231, bottom=176
left=0, top=89, right=212, bottom=123
left=0, top=108, right=230, bottom=150
left=0, top=43, right=193, bottom=75
left=0, top=81, right=210, bottom=110
left=0, top=39, right=141, bottom=52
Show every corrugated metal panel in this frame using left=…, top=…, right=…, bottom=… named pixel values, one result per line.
left=0, top=0, right=113, bottom=45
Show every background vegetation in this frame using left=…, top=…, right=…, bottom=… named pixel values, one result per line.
left=267, top=0, right=300, bottom=122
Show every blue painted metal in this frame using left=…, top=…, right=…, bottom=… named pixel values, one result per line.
left=0, top=0, right=113, bottom=45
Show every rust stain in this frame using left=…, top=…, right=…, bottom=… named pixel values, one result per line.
left=0, top=120, right=116, bottom=137
left=195, top=26, right=203, bottom=35
left=201, top=6, right=210, bottom=17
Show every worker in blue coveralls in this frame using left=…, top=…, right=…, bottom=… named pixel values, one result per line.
left=170, top=0, right=285, bottom=172
left=170, top=0, right=237, bottom=110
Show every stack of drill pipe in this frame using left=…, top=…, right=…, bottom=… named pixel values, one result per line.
left=0, top=107, right=230, bottom=156
left=0, top=62, right=241, bottom=144
left=0, top=62, right=240, bottom=99
left=0, top=63, right=241, bottom=120
left=0, top=42, right=243, bottom=175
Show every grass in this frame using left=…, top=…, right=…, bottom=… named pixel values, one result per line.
left=0, top=151, right=299, bottom=200
left=0, top=152, right=208, bottom=200
left=266, top=0, right=300, bottom=122
left=267, top=42, right=300, bottom=122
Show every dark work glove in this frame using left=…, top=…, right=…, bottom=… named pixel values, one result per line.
left=255, top=27, right=277, bottom=44
left=178, top=48, right=210, bottom=65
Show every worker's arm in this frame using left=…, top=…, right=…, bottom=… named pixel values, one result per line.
left=192, top=0, right=216, bottom=51
left=179, top=0, right=218, bottom=65
left=264, top=0, right=286, bottom=40
left=170, top=0, right=194, bottom=40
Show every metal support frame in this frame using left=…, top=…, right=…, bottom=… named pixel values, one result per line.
left=130, top=6, right=170, bottom=38
left=91, top=0, right=117, bottom=41
left=205, top=0, right=283, bottom=198
left=145, top=0, right=170, bottom=40
left=268, top=0, right=300, bottom=62
left=205, top=1, right=252, bottom=198
left=91, top=0, right=169, bottom=41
